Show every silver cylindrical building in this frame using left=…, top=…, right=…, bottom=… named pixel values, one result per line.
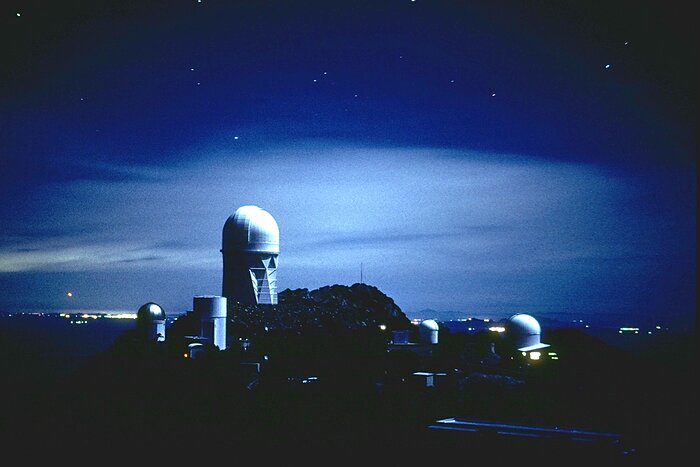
left=221, top=205, right=279, bottom=311
left=194, top=295, right=227, bottom=350
left=419, top=319, right=440, bottom=345
left=136, top=302, right=166, bottom=342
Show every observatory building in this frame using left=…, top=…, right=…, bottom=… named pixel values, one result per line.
left=419, top=319, right=440, bottom=345
left=136, top=302, right=166, bottom=342
left=222, top=205, right=280, bottom=309
left=194, top=295, right=227, bottom=351
left=505, top=313, right=550, bottom=354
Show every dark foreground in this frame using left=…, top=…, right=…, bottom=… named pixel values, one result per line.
left=1, top=308, right=694, bottom=464
left=3, top=346, right=692, bottom=465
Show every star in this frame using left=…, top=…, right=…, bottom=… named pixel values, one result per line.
left=16, top=12, right=21, bottom=17
left=313, top=79, right=317, bottom=82
left=605, top=64, right=611, bottom=69
left=491, top=93, right=496, bottom=97
left=190, top=68, right=195, bottom=71
left=233, top=136, right=239, bottom=140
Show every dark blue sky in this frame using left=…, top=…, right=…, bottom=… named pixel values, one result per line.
left=1, top=1, right=695, bottom=331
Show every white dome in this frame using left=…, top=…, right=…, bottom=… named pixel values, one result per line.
left=418, top=319, right=439, bottom=344
left=137, top=302, right=166, bottom=321
left=507, top=313, right=541, bottom=336
left=222, top=205, right=279, bottom=253
left=419, top=319, right=440, bottom=331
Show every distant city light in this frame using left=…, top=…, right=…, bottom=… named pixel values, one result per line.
left=529, top=352, right=541, bottom=360
left=379, top=324, right=387, bottom=330
left=66, top=291, right=73, bottom=298
left=489, top=326, right=505, bottom=333
left=104, top=313, right=137, bottom=319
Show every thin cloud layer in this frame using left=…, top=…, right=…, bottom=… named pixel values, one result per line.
left=0, top=140, right=693, bottom=330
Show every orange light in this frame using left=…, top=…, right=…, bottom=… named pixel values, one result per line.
left=183, top=353, right=188, bottom=358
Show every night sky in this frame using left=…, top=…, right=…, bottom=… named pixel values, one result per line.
left=1, top=1, right=695, bottom=330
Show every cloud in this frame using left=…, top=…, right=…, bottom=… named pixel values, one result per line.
left=0, top=139, right=694, bottom=328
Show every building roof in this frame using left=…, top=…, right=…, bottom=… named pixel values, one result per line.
left=137, top=302, right=166, bottom=321
left=507, top=313, right=541, bottom=336
left=222, top=205, right=279, bottom=254
left=419, top=319, right=440, bottom=331
left=517, top=342, right=551, bottom=352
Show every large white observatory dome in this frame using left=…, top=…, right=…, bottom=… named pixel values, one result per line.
left=507, top=313, right=541, bottom=336
left=222, top=205, right=279, bottom=254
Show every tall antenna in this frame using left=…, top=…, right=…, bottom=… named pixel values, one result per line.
left=360, top=262, right=363, bottom=284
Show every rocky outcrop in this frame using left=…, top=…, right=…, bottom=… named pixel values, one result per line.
left=227, top=283, right=411, bottom=336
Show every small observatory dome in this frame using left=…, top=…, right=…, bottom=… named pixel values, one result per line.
left=419, top=319, right=440, bottom=345
left=137, top=302, right=166, bottom=322
left=507, top=313, right=541, bottom=336
left=222, top=205, right=279, bottom=254
left=506, top=313, right=549, bottom=352
left=136, top=302, right=166, bottom=342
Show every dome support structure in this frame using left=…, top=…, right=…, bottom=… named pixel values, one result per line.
left=221, top=205, right=280, bottom=311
